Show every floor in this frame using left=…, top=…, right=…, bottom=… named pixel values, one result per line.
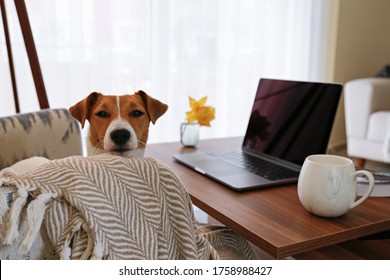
left=193, top=145, right=390, bottom=259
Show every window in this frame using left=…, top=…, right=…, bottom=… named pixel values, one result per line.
left=0, top=0, right=332, bottom=143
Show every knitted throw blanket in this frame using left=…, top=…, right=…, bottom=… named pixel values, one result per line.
left=0, top=155, right=255, bottom=260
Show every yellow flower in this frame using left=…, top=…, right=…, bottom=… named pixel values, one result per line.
left=186, top=96, right=215, bottom=127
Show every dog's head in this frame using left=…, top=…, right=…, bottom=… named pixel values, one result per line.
left=69, top=91, right=168, bottom=157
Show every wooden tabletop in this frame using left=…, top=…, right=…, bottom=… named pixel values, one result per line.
left=145, top=137, right=390, bottom=259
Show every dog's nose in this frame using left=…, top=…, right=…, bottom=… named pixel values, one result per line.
left=110, top=129, right=131, bottom=145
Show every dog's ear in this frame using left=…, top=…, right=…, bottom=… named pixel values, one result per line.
left=135, top=90, right=168, bottom=124
left=69, top=92, right=101, bottom=128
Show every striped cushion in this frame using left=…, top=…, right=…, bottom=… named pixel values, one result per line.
left=0, top=109, right=82, bottom=170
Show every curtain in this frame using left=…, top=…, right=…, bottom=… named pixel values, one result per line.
left=0, top=0, right=332, bottom=144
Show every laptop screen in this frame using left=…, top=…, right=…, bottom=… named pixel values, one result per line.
left=242, top=78, right=342, bottom=166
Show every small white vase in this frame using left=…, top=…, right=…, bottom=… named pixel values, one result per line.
left=180, top=122, right=199, bottom=147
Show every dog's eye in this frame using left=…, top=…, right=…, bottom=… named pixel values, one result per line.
left=96, top=111, right=109, bottom=118
left=131, top=110, right=144, bottom=117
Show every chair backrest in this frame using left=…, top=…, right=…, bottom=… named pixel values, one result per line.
left=1, top=0, right=49, bottom=113
left=0, top=109, right=82, bottom=169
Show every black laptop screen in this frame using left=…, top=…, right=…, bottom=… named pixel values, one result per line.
left=242, top=79, right=342, bottom=165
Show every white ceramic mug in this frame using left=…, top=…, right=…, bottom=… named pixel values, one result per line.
left=297, top=154, right=375, bottom=218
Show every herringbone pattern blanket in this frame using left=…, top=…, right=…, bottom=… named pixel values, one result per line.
left=0, top=155, right=256, bottom=260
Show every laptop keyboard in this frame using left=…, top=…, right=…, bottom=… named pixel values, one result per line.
left=207, top=150, right=300, bottom=181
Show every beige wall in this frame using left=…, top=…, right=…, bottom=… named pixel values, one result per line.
left=328, top=0, right=390, bottom=148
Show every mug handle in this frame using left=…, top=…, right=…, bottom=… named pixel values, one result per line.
left=350, top=170, right=375, bottom=209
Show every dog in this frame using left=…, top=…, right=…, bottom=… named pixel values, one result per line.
left=69, top=90, right=168, bottom=158
left=4, top=91, right=167, bottom=173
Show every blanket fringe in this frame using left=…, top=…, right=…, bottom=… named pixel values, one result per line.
left=58, top=218, right=93, bottom=260
left=19, top=192, right=58, bottom=254
left=60, top=246, right=72, bottom=260
left=60, top=234, right=73, bottom=260
left=90, top=244, right=103, bottom=260
left=2, top=188, right=29, bottom=245
left=0, top=186, right=9, bottom=236
left=80, top=222, right=94, bottom=260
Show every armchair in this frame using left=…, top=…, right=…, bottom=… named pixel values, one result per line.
left=0, top=109, right=83, bottom=170
left=0, top=109, right=256, bottom=260
left=344, top=78, right=390, bottom=167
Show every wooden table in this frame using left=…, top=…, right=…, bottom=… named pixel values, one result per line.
left=146, top=137, right=390, bottom=259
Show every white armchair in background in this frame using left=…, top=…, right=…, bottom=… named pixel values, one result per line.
left=344, top=78, right=390, bottom=167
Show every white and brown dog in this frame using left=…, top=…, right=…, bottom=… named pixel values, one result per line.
left=7, top=91, right=166, bottom=172
left=69, top=90, right=168, bottom=158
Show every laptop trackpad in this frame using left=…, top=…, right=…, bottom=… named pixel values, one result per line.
left=196, top=160, right=246, bottom=176
left=196, top=161, right=269, bottom=188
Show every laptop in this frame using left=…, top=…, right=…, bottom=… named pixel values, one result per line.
left=173, top=78, right=342, bottom=191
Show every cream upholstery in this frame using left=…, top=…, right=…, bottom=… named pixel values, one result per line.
left=344, top=78, right=390, bottom=163
left=0, top=109, right=83, bottom=169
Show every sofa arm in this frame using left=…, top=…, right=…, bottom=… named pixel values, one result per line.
left=345, top=78, right=390, bottom=139
left=0, top=109, right=83, bottom=169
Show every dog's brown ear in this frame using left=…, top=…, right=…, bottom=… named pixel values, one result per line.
left=135, top=90, right=168, bottom=124
left=69, top=92, right=101, bottom=128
